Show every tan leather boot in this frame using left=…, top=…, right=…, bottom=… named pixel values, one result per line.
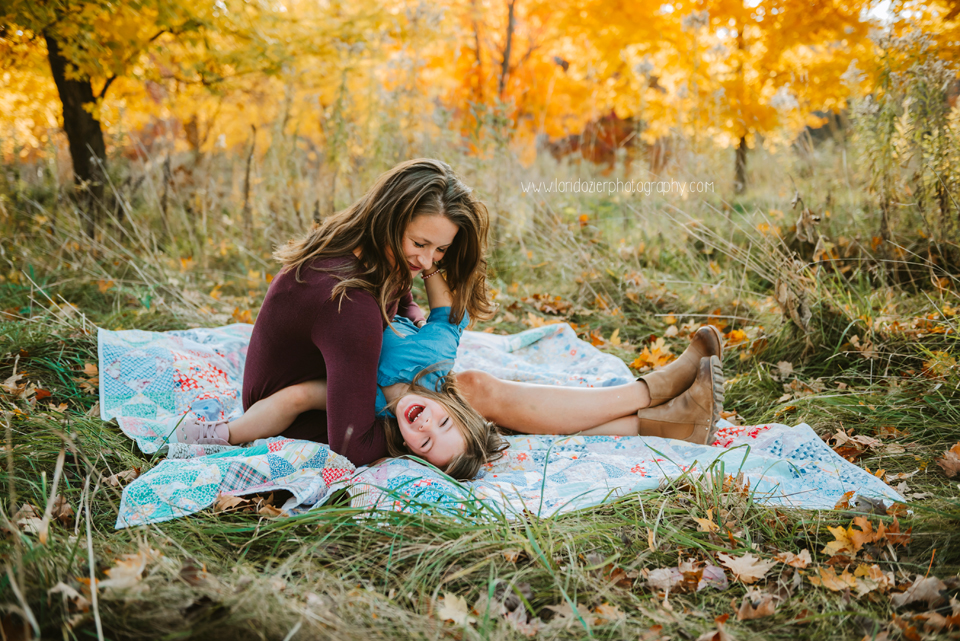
left=635, top=355, right=724, bottom=444
left=640, top=325, right=723, bottom=407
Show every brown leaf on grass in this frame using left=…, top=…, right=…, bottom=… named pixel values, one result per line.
left=48, top=582, right=91, bottom=629
left=893, top=615, right=923, bottom=641
left=834, top=490, right=855, bottom=510
left=913, top=611, right=949, bottom=633
left=736, top=590, right=777, bottom=620
left=774, top=549, right=811, bottom=569
left=936, top=444, right=960, bottom=478
left=179, top=561, right=210, bottom=586
left=694, top=509, right=720, bottom=533
left=258, top=503, right=284, bottom=518
left=647, top=567, right=683, bottom=593
left=51, top=494, right=75, bottom=525
left=699, top=564, right=729, bottom=591
left=696, top=614, right=734, bottom=641
left=891, top=576, right=946, bottom=608
left=808, top=566, right=857, bottom=591
left=73, top=363, right=99, bottom=394
left=502, top=548, right=523, bottom=563
left=853, top=564, right=895, bottom=596
left=504, top=606, right=542, bottom=637
left=103, top=468, right=140, bottom=486
left=850, top=517, right=876, bottom=552
left=593, top=602, right=626, bottom=624
left=213, top=494, right=248, bottom=513
left=99, top=546, right=162, bottom=591
left=717, top=552, right=776, bottom=584
left=437, top=592, right=474, bottom=625
left=13, top=503, right=42, bottom=534
left=882, top=516, right=912, bottom=547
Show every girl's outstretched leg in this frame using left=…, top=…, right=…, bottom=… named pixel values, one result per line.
left=457, top=370, right=649, bottom=434
left=179, top=380, right=328, bottom=445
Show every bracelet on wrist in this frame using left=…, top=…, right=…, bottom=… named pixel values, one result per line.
left=421, top=268, right=442, bottom=280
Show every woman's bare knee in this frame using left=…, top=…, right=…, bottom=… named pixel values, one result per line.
left=456, top=370, right=499, bottom=416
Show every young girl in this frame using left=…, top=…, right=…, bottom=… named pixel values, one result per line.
left=178, top=263, right=508, bottom=480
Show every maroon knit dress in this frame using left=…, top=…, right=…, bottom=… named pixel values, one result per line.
left=242, top=256, right=424, bottom=466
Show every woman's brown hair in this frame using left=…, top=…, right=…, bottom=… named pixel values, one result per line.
left=381, top=368, right=507, bottom=481
left=274, top=158, right=494, bottom=326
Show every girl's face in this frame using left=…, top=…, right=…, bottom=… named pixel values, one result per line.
left=395, top=392, right=466, bottom=468
left=388, top=214, right=459, bottom=274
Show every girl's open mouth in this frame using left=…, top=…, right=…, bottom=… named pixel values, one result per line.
left=405, top=404, right=424, bottom=424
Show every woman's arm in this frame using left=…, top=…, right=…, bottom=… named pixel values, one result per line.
left=311, top=293, right=388, bottom=466
left=422, top=268, right=454, bottom=309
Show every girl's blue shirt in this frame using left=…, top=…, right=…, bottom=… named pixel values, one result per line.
left=375, top=306, right=469, bottom=417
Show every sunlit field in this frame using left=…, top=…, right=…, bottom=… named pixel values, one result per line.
left=2, top=1, right=960, bottom=638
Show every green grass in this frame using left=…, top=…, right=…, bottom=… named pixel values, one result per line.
left=1, top=141, right=960, bottom=640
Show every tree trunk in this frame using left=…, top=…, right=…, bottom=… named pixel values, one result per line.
left=498, top=0, right=516, bottom=99
left=734, top=136, right=748, bottom=194
left=45, top=34, right=107, bottom=237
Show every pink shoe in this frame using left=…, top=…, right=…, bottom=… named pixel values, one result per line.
left=177, top=415, right=231, bottom=446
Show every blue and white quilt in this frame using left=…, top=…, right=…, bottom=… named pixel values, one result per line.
left=98, top=322, right=904, bottom=528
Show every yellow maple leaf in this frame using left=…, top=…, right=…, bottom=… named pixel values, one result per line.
left=821, top=524, right=855, bottom=556
left=631, top=338, right=675, bottom=370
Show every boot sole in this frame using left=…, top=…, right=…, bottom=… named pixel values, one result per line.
left=706, top=354, right=725, bottom=445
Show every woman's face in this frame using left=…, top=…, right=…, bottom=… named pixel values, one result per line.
left=390, top=214, right=459, bottom=274
left=395, top=393, right=466, bottom=468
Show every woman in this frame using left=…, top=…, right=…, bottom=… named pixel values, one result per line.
left=237, top=159, right=493, bottom=466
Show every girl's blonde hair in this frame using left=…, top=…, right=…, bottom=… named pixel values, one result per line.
left=382, top=367, right=507, bottom=480
left=274, top=158, right=494, bottom=327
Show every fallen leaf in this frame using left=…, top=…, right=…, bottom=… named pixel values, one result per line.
left=822, top=524, right=855, bottom=556
left=13, top=503, right=41, bottom=534
left=717, top=552, right=776, bottom=584
left=593, top=602, right=626, bottom=623
left=882, top=516, right=912, bottom=547
left=505, top=606, right=542, bottom=637
left=891, top=576, right=946, bottom=608
left=853, top=564, right=894, bottom=596
left=808, top=566, right=857, bottom=592
left=631, top=338, right=675, bottom=371
left=893, top=614, right=923, bottom=641
left=937, top=444, right=960, bottom=478
left=834, top=490, right=855, bottom=510
left=51, top=494, right=75, bottom=525
left=736, top=590, right=777, bottom=620
left=103, top=469, right=140, bottom=486
left=647, top=567, right=683, bottom=592
left=777, top=361, right=794, bottom=377
left=850, top=517, right=876, bottom=552
left=695, top=509, right=720, bottom=533
left=699, top=564, right=729, bottom=591
left=696, top=614, right=733, bottom=641
left=502, top=549, right=523, bottom=563
left=437, top=592, right=474, bottom=625
left=258, top=503, right=284, bottom=518
left=214, top=494, right=248, bottom=512
left=774, top=549, right=811, bottom=569
left=99, top=546, right=162, bottom=591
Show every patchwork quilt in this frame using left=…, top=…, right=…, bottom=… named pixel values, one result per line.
left=99, top=323, right=904, bottom=529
